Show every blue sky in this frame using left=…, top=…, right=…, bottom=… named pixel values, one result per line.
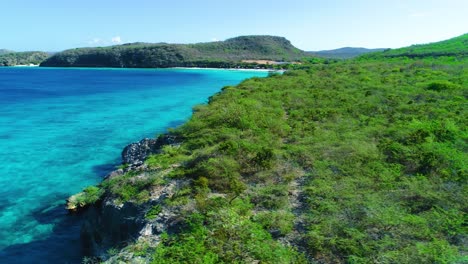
left=2, top=0, right=467, bottom=51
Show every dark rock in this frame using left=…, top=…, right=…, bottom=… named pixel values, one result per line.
left=80, top=178, right=188, bottom=260
left=121, top=138, right=158, bottom=165
left=104, top=169, right=124, bottom=180
left=80, top=134, right=181, bottom=260
left=81, top=198, right=147, bottom=257
left=121, top=134, right=178, bottom=165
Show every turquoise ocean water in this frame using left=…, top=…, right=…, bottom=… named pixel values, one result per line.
left=0, top=67, right=268, bottom=263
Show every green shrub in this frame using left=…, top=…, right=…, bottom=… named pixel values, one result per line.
left=70, top=186, right=104, bottom=209
left=145, top=145, right=187, bottom=169
left=425, top=80, right=460, bottom=91
left=251, top=185, right=289, bottom=209
left=146, top=204, right=162, bottom=220
left=254, top=210, right=295, bottom=236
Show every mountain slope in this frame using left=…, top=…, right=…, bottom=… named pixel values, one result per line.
left=40, top=36, right=308, bottom=68
left=308, top=47, right=386, bottom=59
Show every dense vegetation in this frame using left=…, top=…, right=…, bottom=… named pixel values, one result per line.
left=82, top=35, right=467, bottom=263
left=40, top=36, right=308, bottom=68
left=366, top=33, right=468, bottom=59
left=0, top=51, right=50, bottom=66
left=308, top=47, right=386, bottom=59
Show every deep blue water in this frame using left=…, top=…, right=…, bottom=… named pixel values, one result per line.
left=0, top=67, right=268, bottom=263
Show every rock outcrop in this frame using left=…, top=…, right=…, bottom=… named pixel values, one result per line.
left=80, top=178, right=189, bottom=259
left=81, top=198, right=146, bottom=256
left=79, top=133, right=183, bottom=260
left=121, top=134, right=178, bottom=165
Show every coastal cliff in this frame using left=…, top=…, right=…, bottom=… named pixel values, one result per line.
left=79, top=135, right=188, bottom=261
left=72, top=34, right=467, bottom=263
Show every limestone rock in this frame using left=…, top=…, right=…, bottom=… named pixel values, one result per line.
left=121, top=134, right=178, bottom=165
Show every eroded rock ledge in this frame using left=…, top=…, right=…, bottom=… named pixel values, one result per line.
left=67, top=133, right=183, bottom=261
left=122, top=134, right=179, bottom=165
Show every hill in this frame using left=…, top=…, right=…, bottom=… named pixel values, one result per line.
left=308, top=47, right=386, bottom=59
left=365, top=33, right=468, bottom=58
left=71, top=34, right=467, bottom=263
left=0, top=51, right=50, bottom=66
left=40, top=36, right=308, bottom=68
left=0, top=49, right=14, bottom=55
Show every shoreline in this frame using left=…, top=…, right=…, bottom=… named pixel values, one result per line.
left=172, top=67, right=279, bottom=72
left=13, top=64, right=39, bottom=67
left=17, top=65, right=285, bottom=73
left=172, top=67, right=286, bottom=74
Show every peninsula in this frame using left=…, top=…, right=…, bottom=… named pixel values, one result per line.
left=71, top=33, right=467, bottom=263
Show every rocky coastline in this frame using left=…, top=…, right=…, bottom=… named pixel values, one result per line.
left=69, top=134, right=185, bottom=262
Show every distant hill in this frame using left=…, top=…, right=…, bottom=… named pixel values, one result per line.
left=40, top=36, right=308, bottom=68
left=0, top=49, right=14, bottom=55
left=307, top=47, right=386, bottom=59
left=365, top=33, right=468, bottom=58
left=0, top=51, right=50, bottom=66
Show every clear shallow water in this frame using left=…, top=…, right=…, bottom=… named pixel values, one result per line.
left=0, top=67, right=268, bottom=263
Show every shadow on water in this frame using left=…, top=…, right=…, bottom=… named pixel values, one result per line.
left=0, top=155, right=117, bottom=264
left=166, top=119, right=185, bottom=129
left=0, top=202, right=84, bottom=264
left=0, top=157, right=119, bottom=264
left=92, top=161, right=120, bottom=177
left=0, top=197, right=14, bottom=213
left=0, top=130, right=185, bottom=263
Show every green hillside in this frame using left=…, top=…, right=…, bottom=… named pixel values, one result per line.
left=40, top=36, right=308, bottom=68
left=308, top=47, right=386, bottom=59
left=188, top=36, right=305, bottom=60
left=75, top=35, right=467, bottom=263
left=365, top=33, right=467, bottom=58
left=0, top=51, right=50, bottom=66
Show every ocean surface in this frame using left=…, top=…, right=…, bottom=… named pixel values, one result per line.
left=0, top=67, right=268, bottom=263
